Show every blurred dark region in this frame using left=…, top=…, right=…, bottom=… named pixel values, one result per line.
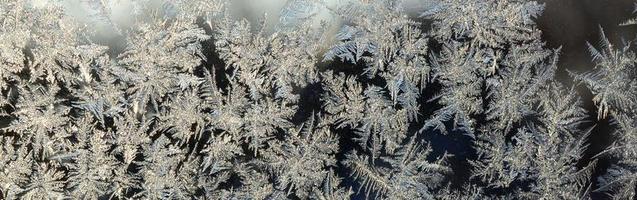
left=538, top=0, right=637, bottom=199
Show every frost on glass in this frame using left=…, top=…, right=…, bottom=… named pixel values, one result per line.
left=0, top=0, right=635, bottom=199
